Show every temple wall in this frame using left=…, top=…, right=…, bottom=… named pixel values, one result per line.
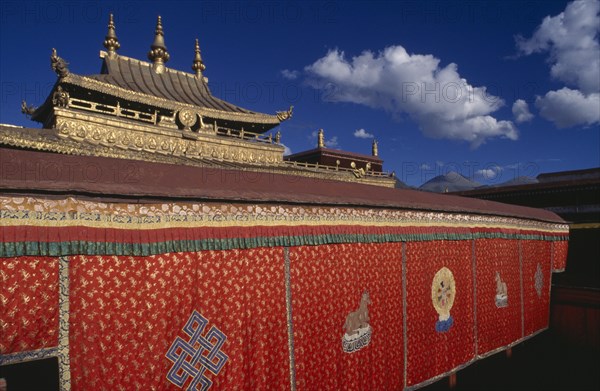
left=0, top=197, right=568, bottom=390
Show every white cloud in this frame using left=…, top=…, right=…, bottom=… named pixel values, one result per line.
left=516, top=0, right=600, bottom=94
left=535, top=88, right=600, bottom=128
left=475, top=165, right=503, bottom=180
left=516, top=0, right=600, bottom=129
left=512, top=99, right=534, bottom=123
left=353, top=128, right=374, bottom=138
left=281, top=144, right=292, bottom=156
left=281, top=69, right=300, bottom=80
left=305, top=46, right=518, bottom=148
left=309, top=130, right=339, bottom=148
left=325, top=136, right=339, bottom=148
left=476, top=169, right=498, bottom=178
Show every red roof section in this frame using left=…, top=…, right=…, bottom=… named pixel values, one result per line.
left=286, top=147, right=382, bottom=163
left=0, top=147, right=565, bottom=223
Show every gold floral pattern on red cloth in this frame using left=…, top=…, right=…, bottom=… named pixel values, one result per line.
left=475, top=239, right=522, bottom=355
left=522, top=241, right=552, bottom=337
left=289, top=243, right=404, bottom=390
left=68, top=249, right=290, bottom=390
left=552, top=240, right=569, bottom=271
left=405, top=241, right=474, bottom=387
left=0, top=257, right=59, bottom=354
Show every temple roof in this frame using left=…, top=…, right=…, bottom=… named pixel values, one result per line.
left=52, top=71, right=283, bottom=127
left=286, top=147, right=383, bottom=163
left=0, top=145, right=567, bottom=225
left=91, top=52, right=265, bottom=117
left=30, top=15, right=289, bottom=131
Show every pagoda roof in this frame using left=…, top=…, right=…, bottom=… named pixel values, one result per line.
left=47, top=52, right=282, bottom=128
left=29, top=15, right=291, bottom=131
left=83, top=52, right=279, bottom=124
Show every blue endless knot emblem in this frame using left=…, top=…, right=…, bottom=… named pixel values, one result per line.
left=166, top=310, right=229, bottom=390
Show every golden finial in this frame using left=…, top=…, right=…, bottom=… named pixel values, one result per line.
left=192, top=38, right=206, bottom=77
left=104, top=13, right=120, bottom=56
left=372, top=139, right=378, bottom=157
left=148, top=15, right=170, bottom=71
left=318, top=128, right=325, bottom=148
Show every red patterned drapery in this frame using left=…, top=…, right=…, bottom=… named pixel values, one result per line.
left=0, top=196, right=568, bottom=390
left=0, top=257, right=59, bottom=354
left=289, top=243, right=404, bottom=390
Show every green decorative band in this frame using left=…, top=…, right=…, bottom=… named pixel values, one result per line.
left=0, top=231, right=567, bottom=258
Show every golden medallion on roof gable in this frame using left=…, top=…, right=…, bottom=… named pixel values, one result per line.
left=177, top=109, right=197, bottom=131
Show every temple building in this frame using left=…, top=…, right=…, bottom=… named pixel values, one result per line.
left=285, top=129, right=384, bottom=174
left=0, top=14, right=569, bottom=391
left=10, top=14, right=395, bottom=188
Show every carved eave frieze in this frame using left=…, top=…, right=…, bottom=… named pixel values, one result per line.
left=0, top=125, right=396, bottom=188
left=51, top=108, right=284, bottom=166
left=59, top=73, right=281, bottom=125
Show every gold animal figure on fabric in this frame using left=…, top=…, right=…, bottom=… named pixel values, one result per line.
left=495, top=271, right=508, bottom=307
left=496, top=272, right=507, bottom=296
left=344, top=291, right=371, bottom=335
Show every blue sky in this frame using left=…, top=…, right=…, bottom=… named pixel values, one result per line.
left=1, top=0, right=598, bottom=187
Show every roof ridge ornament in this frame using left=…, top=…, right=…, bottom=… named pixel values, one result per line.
left=50, top=48, right=69, bottom=78
left=103, top=13, right=120, bottom=56
left=191, top=38, right=206, bottom=77
left=148, top=15, right=170, bottom=74
left=372, top=139, right=378, bottom=157
left=21, top=100, right=37, bottom=117
left=276, top=105, right=293, bottom=122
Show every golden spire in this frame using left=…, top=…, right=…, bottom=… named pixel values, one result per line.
left=103, top=14, right=120, bottom=56
left=372, top=139, right=378, bottom=157
left=317, top=129, right=325, bottom=148
left=191, top=38, right=206, bottom=77
left=148, top=16, right=170, bottom=71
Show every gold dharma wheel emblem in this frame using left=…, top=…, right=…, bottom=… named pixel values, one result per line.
left=432, top=267, right=456, bottom=332
left=177, top=109, right=198, bottom=130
